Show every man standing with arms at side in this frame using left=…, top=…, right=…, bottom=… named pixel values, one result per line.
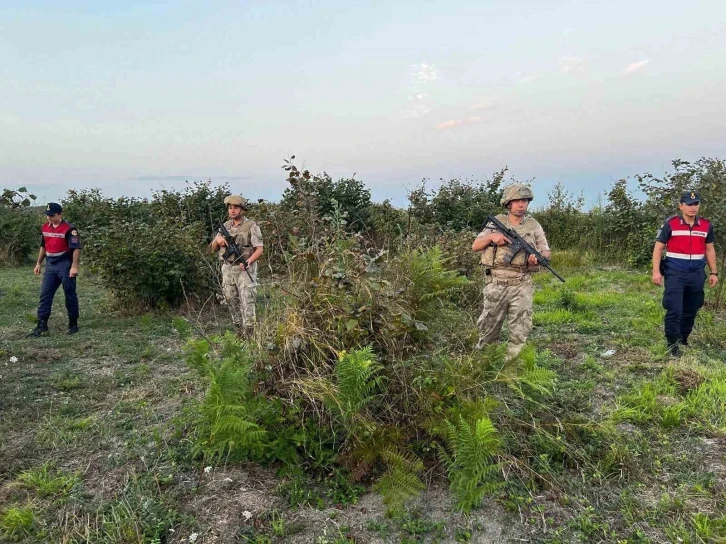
left=30, top=202, right=82, bottom=337
left=652, top=191, right=718, bottom=357
left=209, top=195, right=264, bottom=339
left=472, top=184, right=551, bottom=359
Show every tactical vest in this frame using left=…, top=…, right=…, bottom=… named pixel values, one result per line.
left=481, top=214, right=540, bottom=269
left=219, top=218, right=255, bottom=262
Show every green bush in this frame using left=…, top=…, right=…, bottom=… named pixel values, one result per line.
left=82, top=217, right=213, bottom=307
left=0, top=188, right=41, bottom=266
left=62, top=184, right=234, bottom=308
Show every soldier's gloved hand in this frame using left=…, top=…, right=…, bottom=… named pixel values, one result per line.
left=214, top=235, right=227, bottom=247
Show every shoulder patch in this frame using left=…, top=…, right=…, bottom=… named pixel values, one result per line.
left=71, top=229, right=78, bottom=236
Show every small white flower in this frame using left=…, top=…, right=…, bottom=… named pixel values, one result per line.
left=9, top=356, right=18, bottom=363
left=189, top=533, right=199, bottom=543
left=203, top=466, right=212, bottom=474
left=242, top=510, right=253, bottom=521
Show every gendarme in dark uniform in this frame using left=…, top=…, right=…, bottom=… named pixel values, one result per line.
left=30, top=202, right=83, bottom=337
left=652, top=191, right=719, bottom=356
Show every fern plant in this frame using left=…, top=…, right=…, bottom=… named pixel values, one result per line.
left=398, top=246, right=469, bottom=322
left=438, top=415, right=502, bottom=513
left=373, top=447, right=426, bottom=516
left=185, top=332, right=269, bottom=464
left=334, top=346, right=383, bottom=418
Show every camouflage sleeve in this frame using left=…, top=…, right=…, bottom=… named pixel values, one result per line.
left=476, top=228, right=495, bottom=238
left=533, top=224, right=550, bottom=252
left=250, top=224, right=263, bottom=247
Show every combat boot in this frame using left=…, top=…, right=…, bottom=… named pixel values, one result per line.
left=30, top=318, right=49, bottom=338
left=67, top=317, right=79, bottom=335
left=666, top=337, right=681, bottom=357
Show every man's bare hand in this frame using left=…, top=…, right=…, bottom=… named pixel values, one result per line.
left=652, top=272, right=663, bottom=286
left=527, top=254, right=539, bottom=266
left=33, top=264, right=41, bottom=276
left=214, top=235, right=227, bottom=247
left=708, top=274, right=719, bottom=288
left=69, top=266, right=79, bottom=278
left=490, top=233, right=509, bottom=246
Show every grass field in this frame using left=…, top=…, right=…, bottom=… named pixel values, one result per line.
left=0, top=265, right=724, bottom=543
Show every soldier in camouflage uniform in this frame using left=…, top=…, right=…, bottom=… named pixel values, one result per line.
left=210, top=195, right=264, bottom=338
left=472, top=184, right=551, bottom=359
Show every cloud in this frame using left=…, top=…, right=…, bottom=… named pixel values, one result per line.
left=623, top=59, right=650, bottom=75
left=412, top=62, right=438, bottom=82
left=559, top=27, right=574, bottom=45
left=436, top=116, right=482, bottom=130
left=471, top=101, right=494, bottom=111
left=517, top=73, right=539, bottom=84
left=403, top=62, right=438, bottom=118
left=405, top=104, right=433, bottom=119
left=560, top=56, right=584, bottom=74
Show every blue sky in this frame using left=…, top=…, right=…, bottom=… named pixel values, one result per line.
left=1, top=1, right=725, bottom=207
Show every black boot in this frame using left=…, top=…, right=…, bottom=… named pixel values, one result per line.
left=680, top=335, right=689, bottom=347
left=30, top=318, right=49, bottom=338
left=67, top=317, right=79, bottom=335
left=666, top=337, right=681, bottom=357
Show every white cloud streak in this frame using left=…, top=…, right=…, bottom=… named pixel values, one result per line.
left=436, top=116, right=482, bottom=130
left=559, top=27, right=574, bottom=45
left=403, top=62, right=439, bottom=118
left=412, top=62, right=438, bottom=82
left=623, top=59, right=650, bottom=75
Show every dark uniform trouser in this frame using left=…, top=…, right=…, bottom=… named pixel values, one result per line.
left=38, top=258, right=79, bottom=320
left=662, top=270, right=705, bottom=342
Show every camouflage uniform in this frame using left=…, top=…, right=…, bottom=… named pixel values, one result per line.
left=476, top=186, right=550, bottom=359
left=218, top=209, right=263, bottom=333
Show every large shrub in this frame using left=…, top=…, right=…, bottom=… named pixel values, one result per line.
left=0, top=188, right=42, bottom=266
left=151, top=180, right=230, bottom=239
left=407, top=169, right=507, bottom=231
left=82, top=217, right=213, bottom=307
left=281, top=159, right=372, bottom=232
left=62, top=186, right=222, bottom=308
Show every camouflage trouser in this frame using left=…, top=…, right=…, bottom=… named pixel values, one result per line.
left=221, top=262, right=257, bottom=328
left=476, top=275, right=534, bottom=359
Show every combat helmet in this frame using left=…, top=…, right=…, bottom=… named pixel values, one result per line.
left=223, top=194, right=248, bottom=209
left=500, top=184, right=534, bottom=207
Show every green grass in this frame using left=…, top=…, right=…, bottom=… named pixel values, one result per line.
left=1, top=264, right=725, bottom=543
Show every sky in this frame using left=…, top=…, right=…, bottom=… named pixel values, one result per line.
left=1, top=1, right=725, bottom=208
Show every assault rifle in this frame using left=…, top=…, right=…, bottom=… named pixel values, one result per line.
left=482, top=215, right=565, bottom=283
left=216, top=223, right=254, bottom=282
